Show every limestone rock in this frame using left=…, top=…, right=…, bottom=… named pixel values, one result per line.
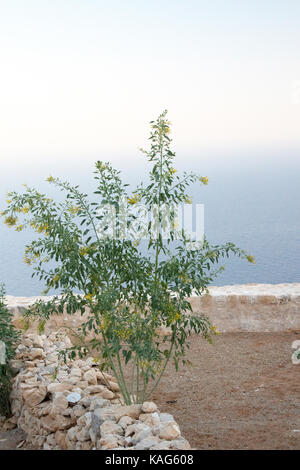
left=157, top=422, right=181, bottom=440
left=22, top=385, right=47, bottom=406
left=83, top=369, right=97, bottom=385
left=47, top=383, right=72, bottom=394
left=135, top=436, right=160, bottom=450
left=66, top=392, right=81, bottom=404
left=100, top=420, right=123, bottom=436
left=118, top=415, right=133, bottom=429
left=142, top=401, right=158, bottom=413
left=41, top=414, right=76, bottom=432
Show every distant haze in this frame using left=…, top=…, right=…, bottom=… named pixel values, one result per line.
left=0, top=0, right=300, bottom=173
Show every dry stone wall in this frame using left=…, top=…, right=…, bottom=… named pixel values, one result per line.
left=9, top=331, right=191, bottom=450
left=188, top=283, right=300, bottom=332
left=6, top=283, right=300, bottom=333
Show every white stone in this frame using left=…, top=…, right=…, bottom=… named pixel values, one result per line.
left=142, top=401, right=158, bottom=413
left=67, top=392, right=81, bottom=404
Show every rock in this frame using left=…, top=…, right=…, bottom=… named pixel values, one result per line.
left=41, top=414, right=76, bottom=432
left=108, top=381, right=120, bottom=392
left=100, top=389, right=115, bottom=400
left=69, top=368, right=82, bottom=378
left=22, top=385, right=47, bottom=406
left=77, top=440, right=93, bottom=450
left=76, top=427, right=91, bottom=442
left=75, top=381, right=89, bottom=389
left=85, top=385, right=106, bottom=395
left=89, top=397, right=110, bottom=411
left=91, top=408, right=117, bottom=439
left=135, top=436, right=160, bottom=450
left=80, top=396, right=92, bottom=408
left=139, top=412, right=160, bottom=427
left=132, top=427, right=152, bottom=445
left=157, top=422, right=181, bottom=441
left=9, top=359, right=24, bottom=374
left=66, top=392, right=81, bottom=404
left=118, top=415, right=133, bottom=429
left=169, top=438, right=191, bottom=450
left=125, top=422, right=148, bottom=438
left=47, top=383, right=72, bottom=394
left=28, top=334, right=44, bottom=349
left=28, top=348, right=44, bottom=360
left=39, top=365, right=57, bottom=376
left=54, top=430, right=68, bottom=449
left=113, top=404, right=142, bottom=421
left=72, top=405, right=86, bottom=418
left=100, top=434, right=124, bottom=449
left=142, top=401, right=158, bottom=413
left=150, top=440, right=172, bottom=450
left=160, top=412, right=175, bottom=423
left=49, top=393, right=68, bottom=416
left=100, top=420, right=123, bottom=436
left=65, top=376, right=80, bottom=385
left=67, top=426, right=78, bottom=441
left=83, top=369, right=97, bottom=385
left=2, top=418, right=17, bottom=430
left=89, top=427, right=97, bottom=443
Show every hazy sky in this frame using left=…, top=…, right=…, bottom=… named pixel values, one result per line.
left=0, top=0, right=300, bottom=175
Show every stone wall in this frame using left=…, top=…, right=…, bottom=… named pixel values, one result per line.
left=188, top=283, right=300, bottom=332
left=9, top=331, right=191, bottom=450
left=6, top=283, right=300, bottom=333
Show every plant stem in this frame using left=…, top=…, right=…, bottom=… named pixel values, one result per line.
left=145, top=334, right=175, bottom=400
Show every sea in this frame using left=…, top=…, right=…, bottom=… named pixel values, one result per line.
left=1, top=158, right=299, bottom=296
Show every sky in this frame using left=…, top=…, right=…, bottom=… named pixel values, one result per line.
left=0, top=0, right=300, bottom=178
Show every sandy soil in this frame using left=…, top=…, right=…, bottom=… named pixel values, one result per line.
left=152, top=331, right=300, bottom=450
left=1, top=331, right=299, bottom=450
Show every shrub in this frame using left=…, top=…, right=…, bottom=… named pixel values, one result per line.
left=0, top=285, right=20, bottom=416
left=1, top=111, right=254, bottom=404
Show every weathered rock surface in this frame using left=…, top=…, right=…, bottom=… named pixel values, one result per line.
left=9, top=331, right=190, bottom=450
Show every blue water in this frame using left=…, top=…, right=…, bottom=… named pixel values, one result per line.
left=1, top=160, right=299, bottom=296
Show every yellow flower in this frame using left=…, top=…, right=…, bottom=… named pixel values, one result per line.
left=211, top=325, right=220, bottom=335
left=200, top=176, right=208, bottom=185
left=128, top=194, right=140, bottom=205
left=52, top=274, right=60, bottom=283
left=22, top=206, right=29, bottom=213
left=79, top=246, right=89, bottom=256
left=6, top=199, right=11, bottom=204
left=23, top=255, right=31, bottom=265
left=164, top=121, right=171, bottom=134
left=169, top=168, right=176, bottom=174
left=23, top=249, right=40, bottom=265
left=46, top=176, right=54, bottom=183
left=15, top=224, right=24, bottom=232
left=31, top=222, right=49, bottom=234
left=4, top=216, right=18, bottom=227
left=172, top=219, right=179, bottom=230
left=114, top=327, right=131, bottom=340
left=184, top=197, right=192, bottom=204
left=174, top=313, right=181, bottom=322
left=96, top=162, right=107, bottom=171
left=246, top=255, right=256, bottom=264
left=68, top=205, right=81, bottom=215
left=84, top=293, right=94, bottom=301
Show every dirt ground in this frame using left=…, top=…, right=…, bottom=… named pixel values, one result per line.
left=1, top=331, right=299, bottom=450
left=152, top=331, right=300, bottom=450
